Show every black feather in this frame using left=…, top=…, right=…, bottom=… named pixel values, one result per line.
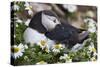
left=45, top=23, right=79, bottom=48
left=29, top=11, right=47, bottom=33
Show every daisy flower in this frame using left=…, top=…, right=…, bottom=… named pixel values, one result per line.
left=38, top=40, right=50, bottom=53
left=60, top=54, right=72, bottom=62
left=24, top=2, right=33, bottom=16
left=24, top=19, right=31, bottom=26
left=15, top=17, right=23, bottom=24
left=36, top=61, right=47, bottom=65
left=13, top=4, right=19, bottom=11
left=52, top=48, right=60, bottom=53
left=84, top=18, right=97, bottom=33
left=38, top=39, right=55, bottom=53
left=11, top=43, right=25, bottom=59
left=38, top=40, right=47, bottom=49
left=62, top=4, right=77, bottom=13
left=88, top=43, right=97, bottom=59
left=88, top=43, right=96, bottom=53
left=52, top=44, right=64, bottom=53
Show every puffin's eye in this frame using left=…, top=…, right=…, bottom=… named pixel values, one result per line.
left=53, top=19, right=56, bottom=23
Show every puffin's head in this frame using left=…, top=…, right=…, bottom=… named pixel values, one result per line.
left=29, top=10, right=60, bottom=33
left=41, top=10, right=61, bottom=31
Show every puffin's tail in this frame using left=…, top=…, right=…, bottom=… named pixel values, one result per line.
left=78, top=31, right=89, bottom=43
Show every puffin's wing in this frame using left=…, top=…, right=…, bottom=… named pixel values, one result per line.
left=45, top=24, right=78, bottom=41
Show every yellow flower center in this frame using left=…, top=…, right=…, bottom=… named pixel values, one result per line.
left=11, top=47, right=20, bottom=53
left=29, top=6, right=32, bottom=9
left=45, top=48, right=49, bottom=52
left=92, top=48, right=96, bottom=52
left=38, top=61, right=46, bottom=64
left=54, top=44, right=62, bottom=49
left=40, top=40, right=46, bottom=46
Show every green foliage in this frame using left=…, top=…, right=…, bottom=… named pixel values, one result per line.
left=14, top=23, right=27, bottom=45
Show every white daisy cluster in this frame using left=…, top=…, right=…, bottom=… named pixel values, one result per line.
left=62, top=4, right=77, bottom=13
left=32, top=39, right=65, bottom=53
left=84, top=18, right=97, bottom=33
left=11, top=43, right=28, bottom=59
left=60, top=54, right=72, bottom=62
left=12, top=2, right=32, bottom=27
left=88, top=43, right=97, bottom=61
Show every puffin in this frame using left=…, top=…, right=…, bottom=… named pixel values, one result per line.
left=23, top=10, right=89, bottom=49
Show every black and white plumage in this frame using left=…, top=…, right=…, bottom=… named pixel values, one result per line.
left=23, top=11, right=57, bottom=48
left=29, top=10, right=59, bottom=33
left=24, top=10, right=89, bottom=49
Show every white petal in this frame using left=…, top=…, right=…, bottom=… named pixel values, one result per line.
left=13, top=45, right=17, bottom=48
left=63, top=4, right=77, bottom=13
left=18, top=43, right=24, bottom=49
left=19, top=52, right=23, bottom=56
left=28, top=10, right=33, bottom=16
left=24, top=45, right=28, bottom=49
left=13, top=4, right=19, bottom=11
left=24, top=2, right=30, bottom=7
left=25, top=19, right=31, bottom=26
left=15, top=17, right=23, bottom=23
